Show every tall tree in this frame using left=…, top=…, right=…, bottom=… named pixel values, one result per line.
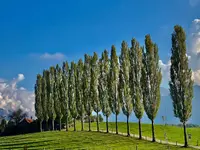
left=99, top=50, right=111, bottom=133
left=42, top=70, right=49, bottom=131
left=143, top=35, right=162, bottom=142
left=54, top=65, right=63, bottom=131
left=91, top=52, right=101, bottom=132
left=83, top=54, right=93, bottom=131
left=69, top=62, right=78, bottom=131
left=35, top=74, right=43, bottom=132
left=129, top=39, right=144, bottom=139
left=109, top=45, right=120, bottom=134
left=49, top=67, right=56, bottom=131
left=119, top=41, right=132, bottom=136
left=62, top=62, right=70, bottom=131
left=76, top=59, right=85, bottom=131
left=169, top=25, right=193, bottom=147
left=45, top=70, right=51, bottom=131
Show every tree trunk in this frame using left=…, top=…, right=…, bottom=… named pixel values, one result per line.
left=40, top=120, right=42, bottom=132
left=97, top=111, right=99, bottom=132
left=127, top=115, right=130, bottom=136
left=139, top=119, right=142, bottom=139
left=66, top=115, right=68, bottom=131
left=74, top=118, right=76, bottom=131
left=59, top=118, right=61, bottom=131
left=106, top=115, right=109, bottom=133
left=116, top=114, right=118, bottom=134
left=81, top=115, right=84, bottom=131
left=151, top=120, right=155, bottom=142
left=89, top=115, right=91, bottom=131
left=183, top=122, right=188, bottom=147
left=46, top=120, right=48, bottom=131
left=52, top=119, right=54, bottom=131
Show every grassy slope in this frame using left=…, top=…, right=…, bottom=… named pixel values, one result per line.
left=77, top=122, right=200, bottom=146
left=0, top=131, right=197, bottom=150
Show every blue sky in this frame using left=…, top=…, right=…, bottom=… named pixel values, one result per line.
left=0, top=0, right=200, bottom=91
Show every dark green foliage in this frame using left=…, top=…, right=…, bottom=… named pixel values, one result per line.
left=169, top=25, right=193, bottom=147
left=35, top=74, right=43, bottom=132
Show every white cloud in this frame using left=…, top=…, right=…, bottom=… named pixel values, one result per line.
left=0, top=74, right=35, bottom=118
left=189, top=0, right=200, bottom=7
left=40, top=52, right=66, bottom=60
left=159, top=60, right=171, bottom=85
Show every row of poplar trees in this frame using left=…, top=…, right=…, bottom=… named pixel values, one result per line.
left=35, top=25, right=193, bottom=147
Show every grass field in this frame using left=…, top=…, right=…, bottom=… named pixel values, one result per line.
left=0, top=131, right=197, bottom=150
left=0, top=122, right=199, bottom=149
left=80, top=122, right=200, bottom=146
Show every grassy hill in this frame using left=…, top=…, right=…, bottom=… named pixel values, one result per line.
left=0, top=122, right=199, bottom=149
left=0, top=131, right=197, bottom=150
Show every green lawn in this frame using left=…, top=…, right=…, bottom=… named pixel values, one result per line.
left=75, top=122, right=200, bottom=146
left=0, top=131, right=197, bottom=150
left=0, top=122, right=199, bottom=149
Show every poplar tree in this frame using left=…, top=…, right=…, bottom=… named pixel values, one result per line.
left=35, top=74, right=43, bottom=132
left=119, top=41, right=132, bottom=136
left=109, top=45, right=120, bottom=134
left=91, top=52, right=101, bottom=132
left=143, top=35, right=162, bottom=142
left=49, top=66, right=56, bottom=131
left=169, top=25, right=193, bottom=147
left=62, top=62, right=70, bottom=131
left=83, top=54, right=93, bottom=131
left=99, top=50, right=111, bottom=133
left=129, top=39, right=144, bottom=139
left=45, top=70, right=51, bottom=131
left=42, top=70, right=49, bottom=131
left=69, top=62, right=77, bottom=131
left=54, top=65, right=63, bottom=131
left=76, top=59, right=85, bottom=131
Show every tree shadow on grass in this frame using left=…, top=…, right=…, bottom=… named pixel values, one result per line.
left=0, top=139, right=54, bottom=149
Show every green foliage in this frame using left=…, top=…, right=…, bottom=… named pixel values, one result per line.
left=54, top=65, right=62, bottom=119
left=76, top=59, right=85, bottom=118
left=129, top=38, right=144, bottom=120
left=99, top=50, right=111, bottom=118
left=42, top=70, right=49, bottom=122
left=83, top=54, right=93, bottom=117
left=69, top=62, right=77, bottom=118
left=109, top=45, right=120, bottom=115
left=169, top=25, right=193, bottom=123
left=91, top=52, right=101, bottom=113
left=8, top=109, right=27, bottom=125
left=119, top=41, right=132, bottom=117
left=49, top=67, right=56, bottom=120
left=143, top=35, right=162, bottom=121
left=35, top=74, right=43, bottom=121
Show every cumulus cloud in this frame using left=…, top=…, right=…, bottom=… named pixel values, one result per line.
left=160, top=19, right=200, bottom=86
left=40, top=52, right=66, bottom=60
left=0, top=74, right=35, bottom=118
left=189, top=0, right=200, bottom=7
